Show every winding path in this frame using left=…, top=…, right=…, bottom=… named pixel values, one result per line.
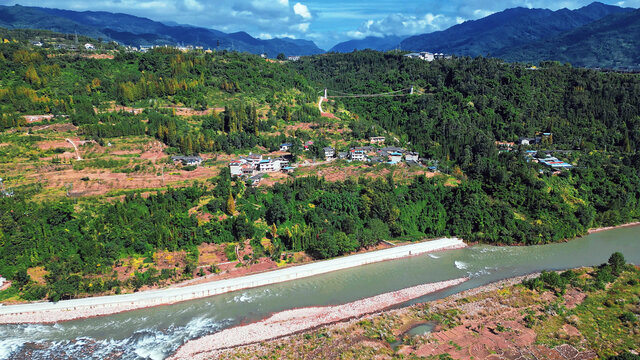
left=318, top=97, right=338, bottom=119
left=65, top=138, right=82, bottom=160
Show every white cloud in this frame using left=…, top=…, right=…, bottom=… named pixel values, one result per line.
left=184, top=0, right=203, bottom=11
left=295, top=22, right=310, bottom=32
left=293, top=3, right=312, bottom=19
left=472, top=9, right=495, bottom=18
left=349, top=12, right=455, bottom=38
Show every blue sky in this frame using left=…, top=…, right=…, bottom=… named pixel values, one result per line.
left=1, top=0, right=639, bottom=49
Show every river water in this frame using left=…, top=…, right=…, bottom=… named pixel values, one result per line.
left=1, top=226, right=638, bottom=359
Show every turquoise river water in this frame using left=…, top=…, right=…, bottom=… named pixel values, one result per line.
left=0, top=225, right=638, bottom=359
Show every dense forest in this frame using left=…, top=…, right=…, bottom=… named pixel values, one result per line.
left=1, top=38, right=639, bottom=301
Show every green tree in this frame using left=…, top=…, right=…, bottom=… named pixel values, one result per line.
left=608, top=252, right=626, bottom=276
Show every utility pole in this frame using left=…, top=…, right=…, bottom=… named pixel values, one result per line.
left=410, top=86, right=414, bottom=95
left=324, top=88, right=328, bottom=100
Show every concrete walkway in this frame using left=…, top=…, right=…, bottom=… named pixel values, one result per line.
left=0, top=237, right=464, bottom=324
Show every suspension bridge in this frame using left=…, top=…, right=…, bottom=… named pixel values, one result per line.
left=317, top=87, right=429, bottom=116
left=319, top=86, right=426, bottom=100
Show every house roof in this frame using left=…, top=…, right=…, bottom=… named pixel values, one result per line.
left=172, top=155, right=202, bottom=161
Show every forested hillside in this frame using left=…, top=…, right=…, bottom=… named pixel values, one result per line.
left=498, top=8, right=640, bottom=69
left=1, top=38, right=639, bottom=302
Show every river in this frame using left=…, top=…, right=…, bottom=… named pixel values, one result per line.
left=1, top=225, right=638, bottom=359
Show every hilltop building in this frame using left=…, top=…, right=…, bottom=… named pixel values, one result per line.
left=171, top=155, right=203, bottom=166
left=369, top=136, right=385, bottom=145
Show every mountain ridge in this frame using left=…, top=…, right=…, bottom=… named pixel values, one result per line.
left=497, top=8, right=640, bottom=68
left=0, top=4, right=324, bottom=57
left=329, top=36, right=405, bottom=53
left=399, top=2, right=634, bottom=57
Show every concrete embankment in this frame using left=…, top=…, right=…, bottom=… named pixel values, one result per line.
left=0, top=237, right=465, bottom=324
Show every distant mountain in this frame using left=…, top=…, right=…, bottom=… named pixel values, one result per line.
left=329, top=36, right=405, bottom=53
left=400, top=2, right=633, bottom=57
left=498, top=8, right=640, bottom=69
left=0, top=4, right=324, bottom=57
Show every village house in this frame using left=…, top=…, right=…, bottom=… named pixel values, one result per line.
left=304, top=140, right=314, bottom=151
left=350, top=149, right=367, bottom=161
left=249, top=174, right=264, bottom=186
left=369, top=136, right=385, bottom=145
left=388, top=152, right=403, bottom=164
left=229, top=160, right=246, bottom=176
left=404, top=52, right=435, bottom=61
left=259, top=158, right=281, bottom=172
left=379, top=147, right=405, bottom=157
left=280, top=143, right=292, bottom=152
left=519, top=137, right=541, bottom=146
left=241, top=165, right=256, bottom=176
left=287, top=56, right=301, bottom=61
left=538, top=156, right=573, bottom=170
left=405, top=151, right=419, bottom=162
left=84, top=43, right=95, bottom=50
left=276, top=157, right=290, bottom=167
left=246, top=153, right=263, bottom=167
left=323, top=146, right=335, bottom=159
left=171, top=155, right=203, bottom=166
left=31, top=41, right=43, bottom=47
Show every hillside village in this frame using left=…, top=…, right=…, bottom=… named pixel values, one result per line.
left=226, top=136, right=428, bottom=185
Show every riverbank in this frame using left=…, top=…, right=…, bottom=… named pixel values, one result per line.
left=588, top=221, right=640, bottom=234
left=170, top=277, right=469, bottom=360
left=0, top=237, right=465, bottom=324
left=185, top=274, right=541, bottom=360
left=213, top=266, right=640, bottom=360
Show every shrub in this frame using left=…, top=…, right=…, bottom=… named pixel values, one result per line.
left=22, top=283, right=47, bottom=301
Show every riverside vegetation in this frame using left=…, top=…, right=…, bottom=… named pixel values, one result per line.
left=0, top=33, right=639, bottom=303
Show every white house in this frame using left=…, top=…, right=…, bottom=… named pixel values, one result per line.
left=229, top=160, right=245, bottom=176
left=84, top=43, right=95, bottom=50
left=404, top=52, right=434, bottom=61
left=405, top=152, right=419, bottom=162
left=259, top=159, right=281, bottom=172
left=276, top=157, right=290, bottom=167
left=246, top=153, right=263, bottom=167
left=323, top=147, right=335, bottom=159
left=172, top=155, right=203, bottom=166
left=350, top=149, right=366, bottom=161
left=280, top=143, right=292, bottom=152
left=388, top=152, right=403, bottom=164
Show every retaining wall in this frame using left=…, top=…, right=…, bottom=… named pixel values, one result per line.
left=0, top=237, right=464, bottom=323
